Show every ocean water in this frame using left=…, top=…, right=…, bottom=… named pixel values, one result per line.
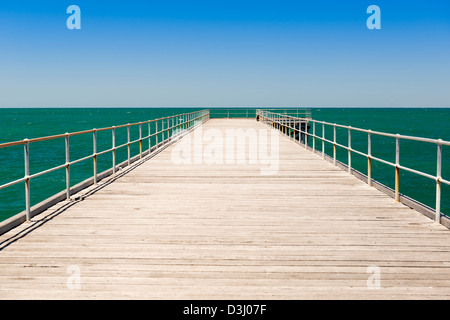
left=0, top=107, right=448, bottom=222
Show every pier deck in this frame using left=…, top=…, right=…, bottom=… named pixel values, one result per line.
left=1, top=119, right=450, bottom=299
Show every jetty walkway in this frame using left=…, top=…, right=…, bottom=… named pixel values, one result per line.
left=0, top=114, right=450, bottom=299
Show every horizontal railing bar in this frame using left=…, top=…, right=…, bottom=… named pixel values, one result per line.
left=0, top=177, right=27, bottom=190
left=29, top=163, right=68, bottom=179
left=27, top=134, right=67, bottom=143
left=96, top=148, right=114, bottom=156
left=398, top=164, right=436, bottom=181
left=350, top=148, right=367, bottom=158
left=69, top=153, right=95, bottom=166
left=114, top=142, right=129, bottom=150
left=0, top=140, right=26, bottom=148
left=332, top=141, right=347, bottom=150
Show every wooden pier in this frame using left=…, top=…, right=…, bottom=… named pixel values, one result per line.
left=1, top=118, right=450, bottom=299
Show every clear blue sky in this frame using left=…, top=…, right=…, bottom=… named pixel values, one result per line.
left=0, top=0, right=449, bottom=107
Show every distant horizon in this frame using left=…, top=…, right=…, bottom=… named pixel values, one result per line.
left=1, top=106, right=449, bottom=109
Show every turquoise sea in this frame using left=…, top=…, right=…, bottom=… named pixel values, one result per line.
left=0, top=107, right=449, bottom=222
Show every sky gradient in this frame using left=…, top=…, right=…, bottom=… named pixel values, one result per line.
left=0, top=0, right=449, bottom=107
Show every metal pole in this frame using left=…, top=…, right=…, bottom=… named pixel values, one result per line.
left=161, top=119, right=167, bottom=143
left=24, top=139, right=31, bottom=222
left=436, top=140, right=442, bottom=224
left=322, top=122, right=325, bottom=159
left=112, top=127, right=116, bottom=175
left=313, top=122, right=315, bottom=153
left=348, top=127, right=352, bottom=174
left=127, top=124, right=131, bottom=166
left=65, top=134, right=70, bottom=200
left=395, top=135, right=400, bottom=202
left=156, top=121, right=158, bottom=146
left=139, top=123, right=143, bottom=160
left=162, top=119, right=165, bottom=143
left=305, top=120, right=308, bottom=149
left=93, top=130, right=97, bottom=185
left=148, top=122, right=151, bottom=151
left=333, top=124, right=336, bottom=165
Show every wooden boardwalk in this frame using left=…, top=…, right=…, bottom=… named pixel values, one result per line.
left=1, top=118, right=450, bottom=299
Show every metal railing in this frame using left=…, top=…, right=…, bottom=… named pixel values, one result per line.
left=0, top=109, right=209, bottom=224
left=209, top=108, right=311, bottom=119
left=257, top=109, right=450, bottom=225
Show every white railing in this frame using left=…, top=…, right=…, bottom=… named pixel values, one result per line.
left=257, top=109, right=449, bottom=225
left=0, top=109, right=209, bottom=225
left=209, top=108, right=311, bottom=119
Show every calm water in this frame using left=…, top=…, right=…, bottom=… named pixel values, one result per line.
left=0, top=107, right=449, bottom=221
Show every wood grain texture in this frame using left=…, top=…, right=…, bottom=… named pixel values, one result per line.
left=0, top=118, right=449, bottom=300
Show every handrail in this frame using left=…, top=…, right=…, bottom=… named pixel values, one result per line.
left=0, top=109, right=210, bottom=223
left=256, top=109, right=449, bottom=224
left=208, top=108, right=312, bottom=119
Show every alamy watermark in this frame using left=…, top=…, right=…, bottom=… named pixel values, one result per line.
left=366, top=265, right=381, bottom=289
left=67, top=5, right=81, bottom=30
left=66, top=265, right=81, bottom=290
left=171, top=123, right=280, bottom=175
left=367, top=5, right=381, bottom=30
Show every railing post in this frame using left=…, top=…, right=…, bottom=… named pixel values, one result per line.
left=24, top=139, right=31, bottom=222
left=139, top=122, right=143, bottom=160
left=395, top=134, right=400, bottom=202
left=348, top=126, right=352, bottom=174
left=322, top=122, right=325, bottom=159
left=148, top=122, right=151, bottom=151
left=333, top=124, right=336, bottom=165
left=298, top=118, right=302, bottom=143
left=368, top=130, right=372, bottom=186
left=162, top=119, right=165, bottom=143
left=156, top=121, right=159, bottom=146
left=292, top=118, right=294, bottom=141
left=65, top=133, right=70, bottom=200
left=112, top=127, right=116, bottom=175
left=312, top=122, right=315, bottom=153
left=127, top=124, right=131, bottom=166
left=289, top=118, right=292, bottom=140
left=305, top=120, right=308, bottom=149
left=436, top=140, right=442, bottom=224
left=93, top=129, right=97, bottom=185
